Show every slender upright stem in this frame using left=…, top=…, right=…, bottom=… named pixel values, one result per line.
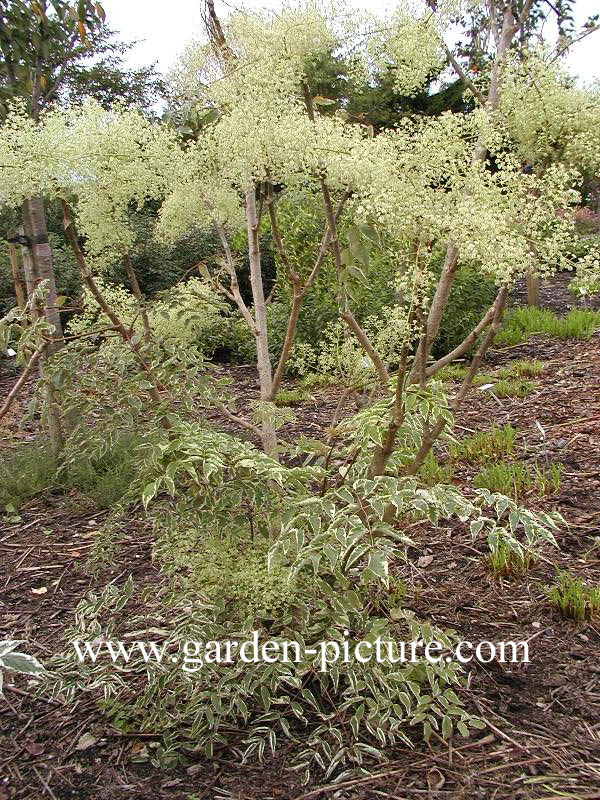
left=124, top=253, right=151, bottom=346
left=60, top=198, right=172, bottom=430
left=245, top=186, right=277, bottom=457
left=8, top=234, right=25, bottom=309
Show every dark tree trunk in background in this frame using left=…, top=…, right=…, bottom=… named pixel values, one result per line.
left=22, top=196, right=64, bottom=347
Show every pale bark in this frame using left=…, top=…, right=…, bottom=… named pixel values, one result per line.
left=20, top=206, right=64, bottom=453
left=405, top=284, right=509, bottom=477
left=425, top=295, right=500, bottom=379
left=211, top=219, right=257, bottom=334
left=409, top=2, right=528, bottom=380
left=19, top=228, right=39, bottom=316
left=245, top=186, right=278, bottom=457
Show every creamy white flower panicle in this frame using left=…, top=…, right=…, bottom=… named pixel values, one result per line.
left=500, top=51, right=600, bottom=175
left=0, top=1, right=597, bottom=297
left=0, top=100, right=183, bottom=270
left=368, top=3, right=444, bottom=96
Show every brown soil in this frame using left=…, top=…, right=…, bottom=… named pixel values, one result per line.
left=2, top=275, right=600, bottom=800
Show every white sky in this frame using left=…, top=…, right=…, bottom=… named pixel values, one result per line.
left=101, top=0, right=599, bottom=85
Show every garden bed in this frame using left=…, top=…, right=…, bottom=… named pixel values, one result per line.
left=2, top=278, right=600, bottom=800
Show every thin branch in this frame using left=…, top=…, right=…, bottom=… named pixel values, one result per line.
left=123, top=253, right=151, bottom=346
left=266, top=182, right=300, bottom=287
left=405, top=284, right=509, bottom=476
left=550, top=24, right=600, bottom=64
left=41, top=31, right=79, bottom=108
left=212, top=219, right=257, bottom=333
left=305, top=190, right=352, bottom=291
left=425, top=300, right=497, bottom=379
left=268, top=188, right=352, bottom=398
left=0, top=347, right=43, bottom=423
left=60, top=198, right=172, bottom=427
left=341, top=307, right=390, bottom=386
left=218, top=403, right=262, bottom=436
left=440, top=40, right=486, bottom=105
left=518, top=0, right=536, bottom=29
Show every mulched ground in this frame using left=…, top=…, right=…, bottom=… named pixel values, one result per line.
left=2, top=275, right=600, bottom=800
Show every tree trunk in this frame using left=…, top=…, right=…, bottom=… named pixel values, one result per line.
left=19, top=211, right=64, bottom=455
left=526, top=273, right=540, bottom=307
left=20, top=226, right=38, bottom=302
left=245, top=186, right=278, bottom=457
left=22, top=196, right=63, bottom=348
left=8, top=233, right=25, bottom=309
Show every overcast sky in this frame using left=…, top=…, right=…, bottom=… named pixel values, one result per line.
left=100, top=0, right=599, bottom=85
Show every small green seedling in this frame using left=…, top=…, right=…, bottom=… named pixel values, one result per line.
left=417, top=450, right=455, bottom=486
left=474, top=461, right=562, bottom=499
left=493, top=377, right=535, bottom=399
left=274, top=388, right=312, bottom=407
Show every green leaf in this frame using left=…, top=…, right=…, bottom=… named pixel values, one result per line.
left=0, top=641, right=22, bottom=658
left=423, top=721, right=433, bottom=742
left=442, top=715, right=452, bottom=739
left=1, top=651, right=44, bottom=674
left=358, top=223, right=379, bottom=244
left=367, top=550, right=388, bottom=580
left=341, top=247, right=354, bottom=267
left=323, top=543, right=339, bottom=570
left=141, top=481, right=158, bottom=510
left=352, top=242, right=369, bottom=267
left=348, top=226, right=362, bottom=247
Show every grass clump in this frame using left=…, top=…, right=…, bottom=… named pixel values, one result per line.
left=449, top=423, right=516, bottom=464
left=274, top=387, right=312, bottom=407
left=548, top=571, right=600, bottom=620
left=0, top=434, right=141, bottom=511
left=498, top=359, right=544, bottom=378
left=471, top=373, right=496, bottom=388
left=436, top=366, right=494, bottom=386
left=488, top=536, right=537, bottom=578
left=62, top=433, right=140, bottom=508
left=0, top=442, right=58, bottom=509
left=298, top=373, right=338, bottom=391
left=493, top=377, right=535, bottom=399
left=417, top=450, right=455, bottom=486
left=495, top=307, right=600, bottom=347
left=473, top=461, right=562, bottom=498
left=436, top=364, right=468, bottom=382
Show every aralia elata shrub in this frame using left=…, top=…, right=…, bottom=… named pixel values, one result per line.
left=0, top=0, right=597, bottom=780
left=44, top=401, right=561, bottom=779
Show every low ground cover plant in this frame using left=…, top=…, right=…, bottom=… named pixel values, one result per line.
left=495, top=308, right=600, bottom=347
left=548, top=571, right=600, bottom=621
left=474, top=461, right=563, bottom=499
left=492, top=377, right=536, bottom=399
left=449, top=424, right=517, bottom=464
